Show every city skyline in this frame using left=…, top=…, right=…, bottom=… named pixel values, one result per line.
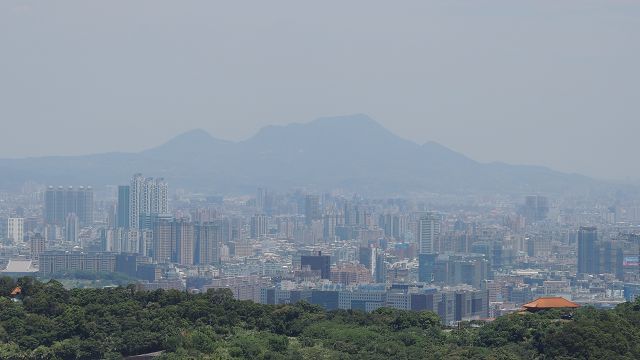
left=2, top=167, right=640, bottom=357
left=1, top=1, right=638, bottom=357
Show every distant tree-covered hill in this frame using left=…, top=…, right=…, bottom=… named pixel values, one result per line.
left=1, top=276, right=640, bottom=359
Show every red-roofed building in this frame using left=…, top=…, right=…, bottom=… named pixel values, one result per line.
left=522, top=297, right=580, bottom=312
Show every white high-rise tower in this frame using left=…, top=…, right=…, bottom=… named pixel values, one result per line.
left=129, top=174, right=170, bottom=230
left=129, top=173, right=145, bottom=230
left=7, top=218, right=24, bottom=244
left=418, top=212, right=440, bottom=255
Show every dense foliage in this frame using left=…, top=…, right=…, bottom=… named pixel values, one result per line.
left=1, top=277, right=640, bottom=359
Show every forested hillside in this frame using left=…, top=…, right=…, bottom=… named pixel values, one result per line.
left=1, top=277, right=639, bottom=359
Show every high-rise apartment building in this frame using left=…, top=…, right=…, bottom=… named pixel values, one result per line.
left=44, top=186, right=94, bottom=226
left=343, top=202, right=357, bottom=226
left=256, top=187, right=267, bottom=211
left=116, top=185, right=130, bottom=228
left=393, top=215, right=408, bottom=239
left=129, top=174, right=144, bottom=230
left=172, top=219, right=194, bottom=266
left=129, top=174, right=169, bottom=230
left=65, top=213, right=79, bottom=243
left=526, top=233, right=552, bottom=258
left=305, top=195, right=321, bottom=225
left=379, top=214, right=408, bottom=239
left=251, top=214, right=268, bottom=238
left=140, top=229, right=153, bottom=257
left=374, top=252, right=387, bottom=283
left=380, top=214, right=394, bottom=238
left=30, top=233, right=45, bottom=262
left=152, top=216, right=172, bottom=263
left=521, top=195, right=549, bottom=223
left=7, top=218, right=24, bottom=244
left=578, top=226, right=599, bottom=275
left=323, top=214, right=340, bottom=240
left=195, top=222, right=221, bottom=265
left=418, top=213, right=441, bottom=255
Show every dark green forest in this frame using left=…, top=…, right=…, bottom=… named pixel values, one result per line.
left=1, top=277, right=639, bottom=359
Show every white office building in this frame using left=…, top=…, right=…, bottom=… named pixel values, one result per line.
left=7, top=218, right=24, bottom=244
left=418, top=212, right=441, bottom=255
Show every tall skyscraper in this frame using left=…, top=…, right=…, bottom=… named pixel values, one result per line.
left=116, top=185, right=130, bottom=228
left=251, top=214, right=268, bottom=238
left=44, top=188, right=56, bottom=225
left=392, top=215, right=408, bottom=239
left=418, top=213, right=441, bottom=255
left=195, top=222, right=221, bottom=265
left=129, top=174, right=144, bottom=230
left=129, top=174, right=169, bottom=230
left=140, top=229, right=153, bottom=257
left=344, top=202, right=357, bottom=226
left=44, top=186, right=94, bottom=226
left=65, top=213, right=79, bottom=243
left=521, top=195, right=550, bottom=223
left=256, top=187, right=267, bottom=211
left=75, top=186, right=94, bottom=227
left=152, top=216, right=172, bottom=263
left=305, top=195, right=321, bottom=225
left=7, top=218, right=24, bottom=244
left=577, top=226, right=599, bottom=275
left=172, top=219, right=194, bottom=266
left=374, top=252, right=387, bottom=283
left=380, top=214, right=394, bottom=237
left=152, top=178, right=169, bottom=215
left=379, top=214, right=408, bottom=239
left=323, top=214, right=339, bottom=240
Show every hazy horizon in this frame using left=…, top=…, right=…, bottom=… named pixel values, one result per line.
left=1, top=1, right=638, bottom=180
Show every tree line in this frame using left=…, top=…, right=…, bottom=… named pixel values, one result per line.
left=1, top=276, right=639, bottom=359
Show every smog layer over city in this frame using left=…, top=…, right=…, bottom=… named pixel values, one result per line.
left=1, top=1, right=639, bottom=359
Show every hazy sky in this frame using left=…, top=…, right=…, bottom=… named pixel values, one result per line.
left=1, top=1, right=638, bottom=180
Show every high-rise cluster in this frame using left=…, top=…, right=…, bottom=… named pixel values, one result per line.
left=44, top=186, right=94, bottom=226
left=107, top=174, right=222, bottom=267
left=126, top=174, right=169, bottom=230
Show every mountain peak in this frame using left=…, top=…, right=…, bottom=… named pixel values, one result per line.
left=171, top=128, right=215, bottom=142
left=142, top=128, right=228, bottom=156
left=309, top=113, right=378, bottom=126
left=245, top=114, right=415, bottom=151
left=0, top=116, right=598, bottom=194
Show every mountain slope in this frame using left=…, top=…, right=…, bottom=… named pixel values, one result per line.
left=0, top=114, right=603, bottom=194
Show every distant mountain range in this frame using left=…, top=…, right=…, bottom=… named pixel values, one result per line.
left=0, top=114, right=612, bottom=195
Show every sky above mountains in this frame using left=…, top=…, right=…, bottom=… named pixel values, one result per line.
left=0, top=1, right=638, bottom=180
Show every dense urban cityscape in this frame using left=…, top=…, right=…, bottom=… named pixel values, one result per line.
left=2, top=1, right=639, bottom=358
left=2, top=173, right=639, bottom=327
